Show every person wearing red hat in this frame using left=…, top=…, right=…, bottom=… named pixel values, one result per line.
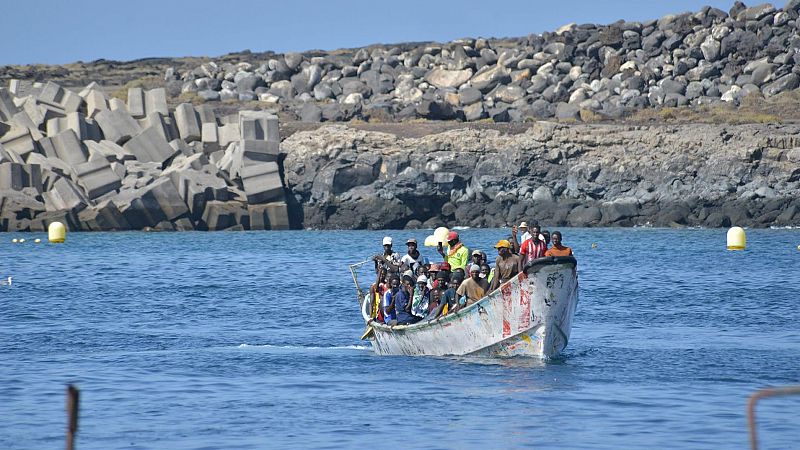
left=437, top=230, right=470, bottom=272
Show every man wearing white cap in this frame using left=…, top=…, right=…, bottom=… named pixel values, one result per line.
left=411, top=274, right=431, bottom=318
left=517, top=221, right=532, bottom=243
left=377, top=236, right=401, bottom=272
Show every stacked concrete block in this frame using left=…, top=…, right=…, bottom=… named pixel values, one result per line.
left=95, top=109, right=142, bottom=144
left=9, top=80, right=34, bottom=97
left=78, top=199, right=131, bottom=230
left=21, top=97, right=46, bottom=127
left=239, top=111, right=279, bottom=142
left=109, top=97, right=128, bottom=112
left=201, top=122, right=219, bottom=152
left=140, top=112, right=178, bottom=142
left=144, top=88, right=168, bottom=116
left=0, top=162, right=25, bottom=190
left=166, top=163, right=228, bottom=220
left=1, top=163, right=44, bottom=193
left=174, top=103, right=201, bottom=142
left=0, top=88, right=21, bottom=121
left=85, top=140, right=135, bottom=162
left=248, top=202, right=290, bottom=230
left=73, top=159, right=123, bottom=199
left=241, top=139, right=280, bottom=165
left=48, top=130, right=89, bottom=166
left=197, top=105, right=216, bottom=124
left=84, top=90, right=109, bottom=118
left=0, top=127, right=38, bottom=162
left=26, top=153, right=72, bottom=180
left=240, top=162, right=284, bottom=204
left=29, top=209, right=80, bottom=232
left=127, top=88, right=146, bottom=118
left=123, top=126, right=179, bottom=164
left=201, top=200, right=248, bottom=230
left=217, top=122, right=240, bottom=147
left=42, top=177, right=89, bottom=212
left=37, top=81, right=82, bottom=114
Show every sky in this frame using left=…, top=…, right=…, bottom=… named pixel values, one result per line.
left=0, top=0, right=745, bottom=66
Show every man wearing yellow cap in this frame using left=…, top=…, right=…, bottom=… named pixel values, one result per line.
left=437, top=231, right=469, bottom=271
left=489, top=239, right=521, bottom=292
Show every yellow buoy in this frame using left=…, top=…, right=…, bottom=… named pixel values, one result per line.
left=727, top=226, right=746, bottom=250
left=48, top=221, right=66, bottom=243
left=34, top=238, right=41, bottom=244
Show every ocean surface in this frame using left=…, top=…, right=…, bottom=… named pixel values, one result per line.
left=1, top=228, right=799, bottom=449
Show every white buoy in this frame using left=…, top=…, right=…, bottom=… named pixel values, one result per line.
left=11, top=238, right=18, bottom=243
left=34, top=238, right=41, bottom=244
left=19, top=238, right=25, bottom=243
left=727, top=226, right=746, bottom=250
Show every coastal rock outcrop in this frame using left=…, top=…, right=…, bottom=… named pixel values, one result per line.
left=281, top=123, right=800, bottom=229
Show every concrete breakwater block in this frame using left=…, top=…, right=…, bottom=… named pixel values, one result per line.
left=78, top=199, right=131, bottom=231
left=73, top=159, right=123, bottom=199
left=240, top=162, right=284, bottom=204
left=200, top=200, right=248, bottom=230
left=123, top=126, right=179, bottom=164
left=0, top=79, right=295, bottom=231
left=95, top=109, right=142, bottom=144
left=42, top=177, right=89, bottom=213
left=248, top=202, right=289, bottom=230
left=174, top=103, right=201, bottom=142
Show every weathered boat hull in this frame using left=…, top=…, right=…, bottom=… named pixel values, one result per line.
left=367, top=256, right=579, bottom=358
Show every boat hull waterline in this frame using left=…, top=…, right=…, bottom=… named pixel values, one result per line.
left=365, top=257, right=579, bottom=358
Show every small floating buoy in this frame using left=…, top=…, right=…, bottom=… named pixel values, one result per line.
left=19, top=238, right=25, bottom=243
left=11, top=238, right=18, bottom=243
left=727, top=226, right=746, bottom=250
left=48, top=222, right=66, bottom=243
left=591, top=243, right=598, bottom=249
left=797, top=244, right=800, bottom=251
left=34, top=238, right=41, bottom=244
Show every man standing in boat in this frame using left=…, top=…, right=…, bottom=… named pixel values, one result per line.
left=401, top=238, right=426, bottom=273
left=377, top=236, right=402, bottom=272
left=517, top=224, right=548, bottom=273
left=437, top=231, right=469, bottom=272
left=489, top=239, right=521, bottom=292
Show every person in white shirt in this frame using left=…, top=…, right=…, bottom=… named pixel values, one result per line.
left=400, top=238, right=426, bottom=273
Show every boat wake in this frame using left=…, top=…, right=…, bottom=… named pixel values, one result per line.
left=237, top=343, right=370, bottom=351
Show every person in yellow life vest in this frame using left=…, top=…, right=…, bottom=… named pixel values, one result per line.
left=437, top=231, right=469, bottom=271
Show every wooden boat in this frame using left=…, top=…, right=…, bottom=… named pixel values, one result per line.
left=350, top=256, right=579, bottom=358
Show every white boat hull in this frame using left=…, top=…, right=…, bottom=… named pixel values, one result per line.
left=367, top=257, right=579, bottom=358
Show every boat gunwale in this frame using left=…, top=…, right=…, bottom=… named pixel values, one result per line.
left=369, top=256, right=578, bottom=333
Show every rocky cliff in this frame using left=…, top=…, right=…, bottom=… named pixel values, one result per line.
left=282, top=122, right=800, bottom=229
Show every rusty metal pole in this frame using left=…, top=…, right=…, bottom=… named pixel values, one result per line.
left=66, top=385, right=79, bottom=450
left=747, top=385, right=800, bottom=450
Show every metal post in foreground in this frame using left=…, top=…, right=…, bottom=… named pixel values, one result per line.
left=66, top=384, right=79, bottom=450
left=747, top=385, right=800, bottom=450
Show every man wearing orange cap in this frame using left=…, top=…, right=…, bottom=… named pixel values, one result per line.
left=489, top=239, right=521, bottom=292
left=437, top=231, right=469, bottom=272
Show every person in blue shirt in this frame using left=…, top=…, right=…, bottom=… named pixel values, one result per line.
left=382, top=275, right=400, bottom=324
left=393, top=275, right=420, bottom=325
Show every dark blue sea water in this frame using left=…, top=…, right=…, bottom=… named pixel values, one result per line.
left=2, top=228, right=799, bottom=449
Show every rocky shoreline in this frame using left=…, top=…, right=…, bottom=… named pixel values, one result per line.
left=282, top=122, right=800, bottom=229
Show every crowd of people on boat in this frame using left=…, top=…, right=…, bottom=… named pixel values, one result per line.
left=368, top=221, right=574, bottom=326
